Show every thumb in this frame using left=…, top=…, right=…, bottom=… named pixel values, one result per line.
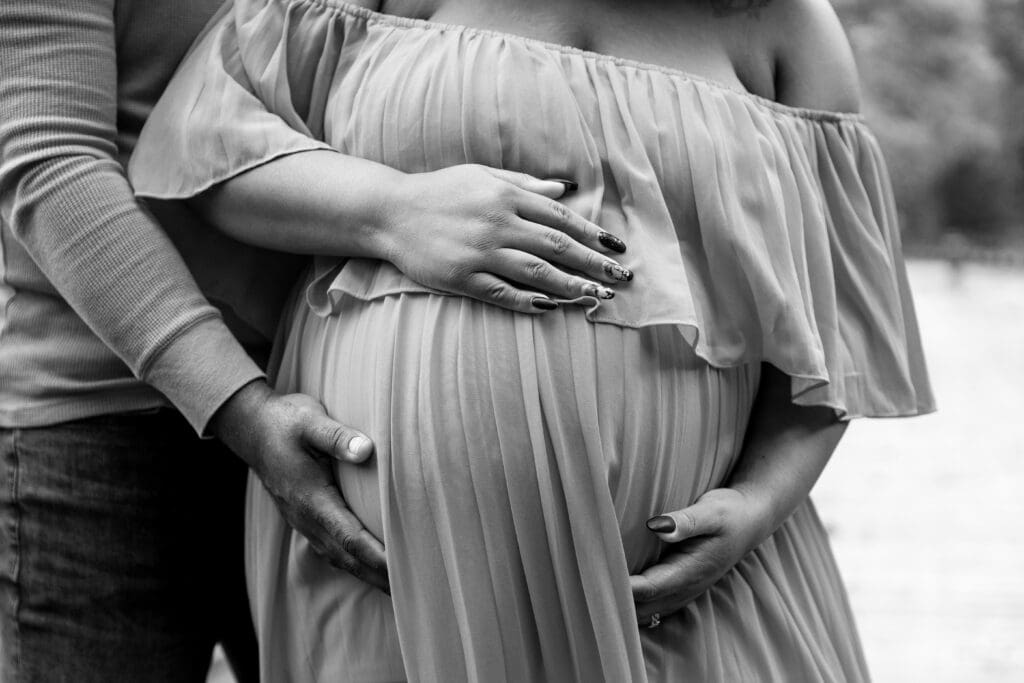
left=303, top=412, right=375, bottom=464
left=646, top=500, right=721, bottom=544
left=479, top=167, right=578, bottom=199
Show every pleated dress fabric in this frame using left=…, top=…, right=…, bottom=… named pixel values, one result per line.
left=129, top=1, right=936, bottom=681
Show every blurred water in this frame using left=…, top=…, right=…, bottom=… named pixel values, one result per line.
left=814, top=260, right=1024, bottom=682
left=209, top=260, right=1024, bottom=683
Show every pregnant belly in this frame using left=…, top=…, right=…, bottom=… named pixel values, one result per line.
left=274, top=290, right=760, bottom=572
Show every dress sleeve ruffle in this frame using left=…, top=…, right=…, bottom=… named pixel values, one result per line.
left=669, top=110, right=935, bottom=419
left=128, top=0, right=934, bottom=420
left=128, top=0, right=336, bottom=199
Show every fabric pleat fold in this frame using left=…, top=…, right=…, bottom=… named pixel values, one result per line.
left=130, top=0, right=934, bottom=421
left=127, top=1, right=931, bottom=680
left=256, top=288, right=869, bottom=681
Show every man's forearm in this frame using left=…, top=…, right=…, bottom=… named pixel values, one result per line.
left=0, top=0, right=263, bottom=433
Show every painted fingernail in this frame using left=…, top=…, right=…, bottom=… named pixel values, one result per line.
left=603, top=261, right=634, bottom=282
left=598, top=231, right=627, bottom=253
left=550, top=178, right=579, bottom=194
left=585, top=284, right=615, bottom=300
left=646, top=516, right=676, bottom=533
left=531, top=297, right=559, bottom=310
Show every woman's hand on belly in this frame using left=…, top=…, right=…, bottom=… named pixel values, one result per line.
left=629, top=487, right=772, bottom=627
left=629, top=365, right=848, bottom=627
left=198, top=151, right=633, bottom=312
left=379, top=164, right=633, bottom=311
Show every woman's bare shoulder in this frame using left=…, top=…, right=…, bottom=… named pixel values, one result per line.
left=758, top=0, right=861, bottom=113
left=349, top=0, right=385, bottom=12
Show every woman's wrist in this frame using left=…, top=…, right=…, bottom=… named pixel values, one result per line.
left=729, top=481, right=791, bottom=545
left=358, top=164, right=411, bottom=264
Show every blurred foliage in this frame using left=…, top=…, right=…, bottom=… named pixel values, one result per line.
left=833, top=0, right=1024, bottom=247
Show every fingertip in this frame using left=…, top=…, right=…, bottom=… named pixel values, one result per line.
left=598, top=231, right=627, bottom=254
left=629, top=574, right=657, bottom=603
left=550, top=178, right=578, bottom=194
left=530, top=297, right=559, bottom=311
left=646, top=515, right=675, bottom=534
left=345, top=434, right=375, bottom=463
left=538, top=178, right=577, bottom=198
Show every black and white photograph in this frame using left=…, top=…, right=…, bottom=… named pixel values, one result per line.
left=0, top=0, right=1020, bottom=681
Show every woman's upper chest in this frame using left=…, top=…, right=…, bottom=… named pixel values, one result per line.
left=374, top=0, right=777, bottom=98
left=319, top=1, right=779, bottom=196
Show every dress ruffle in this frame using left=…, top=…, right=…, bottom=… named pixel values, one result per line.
left=129, top=0, right=934, bottom=420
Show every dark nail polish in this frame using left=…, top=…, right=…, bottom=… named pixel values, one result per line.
left=598, top=231, right=627, bottom=254
left=531, top=297, right=559, bottom=311
left=551, top=178, right=579, bottom=194
left=603, top=261, right=634, bottom=282
left=647, top=516, right=676, bottom=534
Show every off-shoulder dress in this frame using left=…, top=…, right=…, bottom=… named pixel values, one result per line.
left=130, top=1, right=934, bottom=681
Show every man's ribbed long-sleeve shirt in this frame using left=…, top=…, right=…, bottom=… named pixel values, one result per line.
left=0, top=0, right=271, bottom=432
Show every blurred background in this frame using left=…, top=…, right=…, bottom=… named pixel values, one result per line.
left=834, top=0, right=1024, bottom=258
left=816, top=1, right=1024, bottom=681
left=209, top=1, right=1024, bottom=680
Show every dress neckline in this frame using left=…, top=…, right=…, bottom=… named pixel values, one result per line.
left=305, top=0, right=865, bottom=123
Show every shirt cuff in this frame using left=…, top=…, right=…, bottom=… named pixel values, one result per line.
left=142, top=315, right=265, bottom=435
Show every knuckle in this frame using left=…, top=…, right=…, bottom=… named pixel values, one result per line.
left=578, top=219, right=596, bottom=239
left=441, top=262, right=472, bottom=287
left=308, top=510, right=336, bottom=539
left=323, top=425, right=347, bottom=454
left=284, top=407, right=311, bottom=436
left=466, top=227, right=499, bottom=251
left=463, top=165, right=495, bottom=188
left=500, top=177, right=522, bottom=196
left=636, top=579, right=658, bottom=602
left=339, top=533, right=360, bottom=556
left=292, top=491, right=317, bottom=518
left=485, top=281, right=509, bottom=302
left=481, top=206, right=508, bottom=225
left=677, top=510, right=698, bottom=536
left=525, top=259, right=550, bottom=281
left=489, top=181, right=518, bottom=205
left=546, top=230, right=572, bottom=255
left=290, top=399, right=315, bottom=419
left=339, top=557, right=363, bottom=578
left=548, top=200, right=570, bottom=223
left=704, top=500, right=729, bottom=530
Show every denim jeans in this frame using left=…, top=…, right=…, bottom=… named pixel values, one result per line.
left=0, top=410, right=257, bottom=682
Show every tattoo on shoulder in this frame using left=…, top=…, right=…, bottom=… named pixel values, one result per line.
left=710, top=0, right=774, bottom=17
